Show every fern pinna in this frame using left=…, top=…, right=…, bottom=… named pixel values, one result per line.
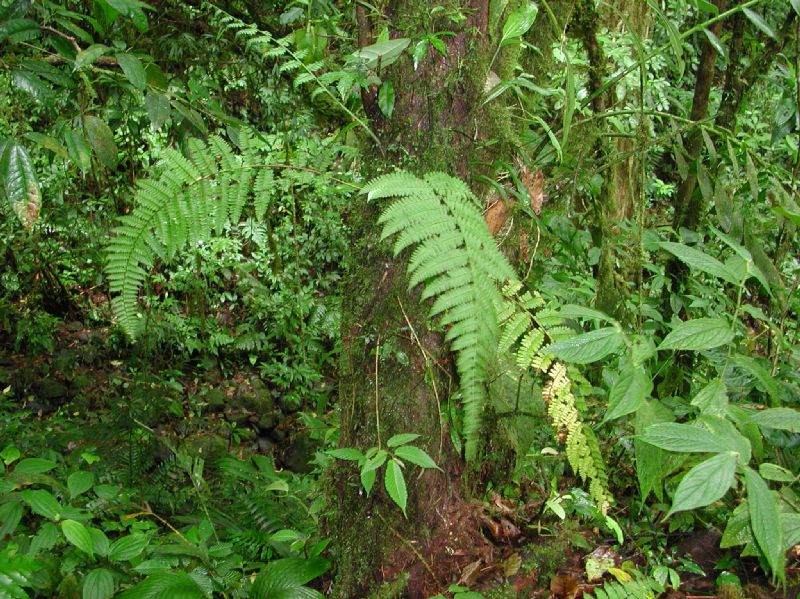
left=363, top=171, right=516, bottom=460
left=499, top=282, right=613, bottom=514
left=106, top=131, right=271, bottom=338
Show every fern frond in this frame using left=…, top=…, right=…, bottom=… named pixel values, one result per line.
left=105, top=133, right=271, bottom=339
left=368, top=170, right=514, bottom=460
left=586, top=570, right=664, bottom=599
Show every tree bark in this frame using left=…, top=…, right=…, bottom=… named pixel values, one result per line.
left=331, top=2, right=490, bottom=597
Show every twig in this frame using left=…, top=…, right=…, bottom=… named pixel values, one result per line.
left=397, top=299, right=446, bottom=456
left=375, top=334, right=381, bottom=448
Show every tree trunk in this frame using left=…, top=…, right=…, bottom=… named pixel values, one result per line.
left=331, top=2, right=490, bottom=597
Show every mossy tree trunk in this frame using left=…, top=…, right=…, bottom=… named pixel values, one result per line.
left=331, top=3, right=490, bottom=597
left=329, top=1, right=579, bottom=596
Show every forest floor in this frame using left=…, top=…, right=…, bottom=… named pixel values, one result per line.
left=1, top=322, right=795, bottom=599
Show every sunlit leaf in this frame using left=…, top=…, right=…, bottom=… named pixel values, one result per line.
left=658, top=318, right=733, bottom=351
left=546, top=327, right=624, bottom=364
left=667, top=452, right=736, bottom=516
left=384, top=459, right=408, bottom=516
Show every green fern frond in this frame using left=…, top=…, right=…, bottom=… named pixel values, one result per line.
left=499, top=285, right=613, bottom=513
left=105, top=131, right=270, bottom=339
left=367, top=170, right=514, bottom=460
left=586, top=571, right=664, bottom=599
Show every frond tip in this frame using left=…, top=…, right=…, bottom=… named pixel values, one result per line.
left=365, top=170, right=515, bottom=460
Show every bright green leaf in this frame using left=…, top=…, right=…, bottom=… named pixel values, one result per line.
left=691, top=379, right=728, bottom=416
left=384, top=459, right=408, bottom=517
left=68, top=471, right=94, bottom=499
left=742, top=8, right=777, bottom=40
left=744, top=467, right=783, bottom=581
left=386, top=433, right=420, bottom=448
left=667, top=452, right=736, bottom=516
left=74, top=44, right=109, bottom=70
left=82, top=568, right=114, bottom=599
left=115, top=53, right=146, bottom=90
left=658, top=318, right=733, bottom=351
left=327, top=448, right=364, bottom=461
left=546, top=327, right=624, bottom=364
left=108, top=533, right=149, bottom=562
left=377, top=80, right=395, bottom=119
left=604, top=363, right=652, bottom=422
left=758, top=463, right=795, bottom=483
left=659, top=242, right=738, bottom=284
left=393, top=445, right=441, bottom=470
left=21, top=489, right=61, bottom=520
left=750, top=408, right=800, bottom=433
left=499, top=2, right=538, bottom=47
left=638, top=423, right=732, bottom=453
left=62, top=520, right=94, bottom=557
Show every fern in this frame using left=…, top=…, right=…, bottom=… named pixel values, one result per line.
left=585, top=570, right=664, bottom=599
left=364, top=171, right=515, bottom=460
left=105, top=131, right=268, bottom=339
left=500, top=282, right=613, bottom=514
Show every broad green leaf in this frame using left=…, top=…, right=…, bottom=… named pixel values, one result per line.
left=698, top=415, right=751, bottom=464
left=64, top=129, right=92, bottom=172
left=744, top=467, right=783, bottom=581
left=658, top=242, right=738, bottom=284
left=13, top=457, right=56, bottom=475
left=133, top=558, right=179, bottom=574
left=62, top=520, right=94, bottom=557
left=691, top=0, right=718, bottom=12
left=108, top=533, right=149, bottom=562
left=115, top=53, right=146, bottom=90
left=604, top=364, right=651, bottom=422
left=721, top=503, right=752, bottom=548
left=384, top=459, right=408, bottom=516
left=83, top=116, right=118, bottom=168
left=0, top=545, right=41, bottom=598
left=783, top=513, right=800, bottom=550
left=349, top=38, right=410, bottom=70
left=82, top=568, right=114, bottom=599
left=361, top=449, right=387, bottom=474
left=546, top=327, right=624, bottom=364
left=74, top=44, right=109, bottom=70
left=394, top=445, right=441, bottom=471
left=499, top=2, right=538, bottom=47
left=750, top=408, right=800, bottom=433
left=638, top=423, right=732, bottom=453
left=21, top=489, right=61, bottom=520
left=0, top=502, right=23, bottom=539
left=758, top=463, right=795, bottom=483
left=116, top=572, right=206, bottom=599
left=11, top=70, right=55, bottom=105
left=0, top=446, right=20, bottom=465
left=0, top=18, right=39, bottom=43
left=742, top=8, right=777, bottom=40
left=667, top=452, right=736, bottom=516
left=386, top=433, right=420, bottom=448
left=88, top=527, right=109, bottom=557
left=270, top=529, right=300, bottom=543
left=327, top=448, right=364, bottom=461
left=703, top=28, right=725, bottom=57
left=68, top=471, right=94, bottom=498
left=658, top=318, right=733, bottom=351
left=691, top=378, right=728, bottom=416
left=252, top=557, right=329, bottom=599
left=0, top=138, right=41, bottom=229
left=792, top=0, right=800, bottom=16
left=554, top=304, right=617, bottom=324
left=732, top=355, right=781, bottom=405
left=25, top=132, right=68, bottom=158
left=377, top=80, right=395, bottom=119
left=360, top=467, right=376, bottom=496
left=30, top=521, right=59, bottom=555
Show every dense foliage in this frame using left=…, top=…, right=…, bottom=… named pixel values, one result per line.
left=1, top=0, right=799, bottom=597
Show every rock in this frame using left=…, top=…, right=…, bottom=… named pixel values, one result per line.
left=225, top=409, right=251, bottom=428
left=33, top=378, right=68, bottom=402
left=280, top=433, right=318, bottom=474
left=257, top=436, right=275, bottom=453
left=241, top=387, right=274, bottom=415
left=183, top=433, right=228, bottom=460
left=205, top=389, right=227, bottom=413
left=256, top=411, right=278, bottom=432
